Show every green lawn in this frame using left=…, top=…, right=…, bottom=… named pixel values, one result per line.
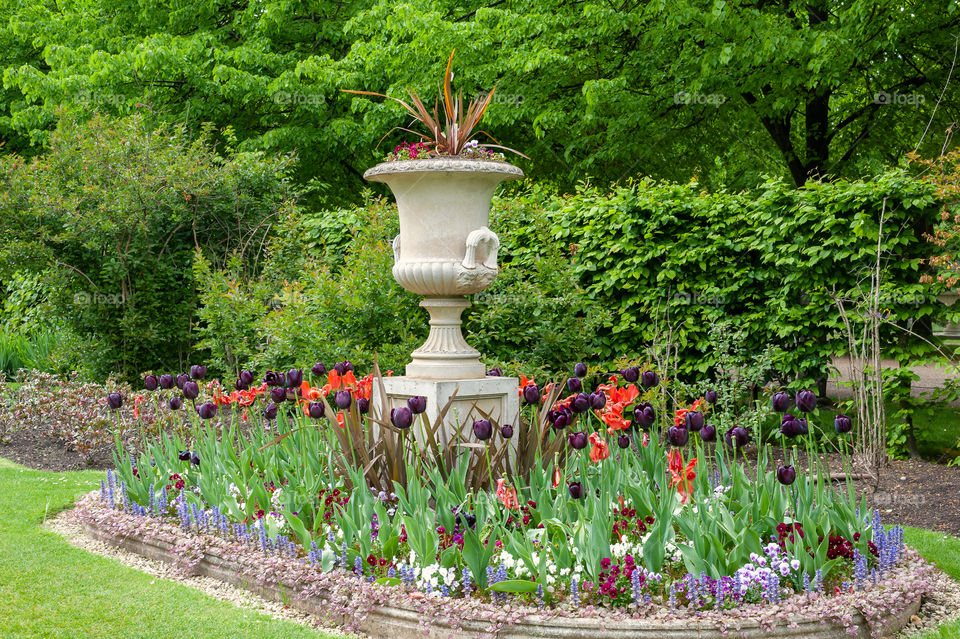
left=0, top=457, right=337, bottom=639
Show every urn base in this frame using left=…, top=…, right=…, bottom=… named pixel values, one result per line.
left=406, top=296, right=485, bottom=380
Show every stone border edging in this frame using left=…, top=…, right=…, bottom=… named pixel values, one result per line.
left=79, top=519, right=921, bottom=639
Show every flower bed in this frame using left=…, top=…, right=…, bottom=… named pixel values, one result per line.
left=75, top=492, right=928, bottom=638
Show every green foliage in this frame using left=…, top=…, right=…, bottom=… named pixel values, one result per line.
left=0, top=113, right=303, bottom=380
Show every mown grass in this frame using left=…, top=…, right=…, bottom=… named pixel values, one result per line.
left=0, top=457, right=338, bottom=639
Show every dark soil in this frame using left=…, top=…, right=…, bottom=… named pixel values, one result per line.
left=1, top=425, right=113, bottom=471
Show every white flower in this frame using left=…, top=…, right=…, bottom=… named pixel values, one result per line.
left=790, top=559, right=801, bottom=571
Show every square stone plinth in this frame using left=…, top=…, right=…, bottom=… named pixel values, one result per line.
left=374, top=376, right=519, bottom=441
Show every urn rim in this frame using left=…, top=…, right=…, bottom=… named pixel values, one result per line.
left=363, top=157, right=524, bottom=182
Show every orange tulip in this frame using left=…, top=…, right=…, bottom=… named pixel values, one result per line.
left=496, top=478, right=520, bottom=510
left=667, top=449, right=697, bottom=503
left=589, top=432, right=610, bottom=463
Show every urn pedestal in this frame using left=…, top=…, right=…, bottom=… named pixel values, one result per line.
left=364, top=158, right=522, bottom=431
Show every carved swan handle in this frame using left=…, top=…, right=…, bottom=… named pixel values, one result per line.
left=461, top=227, right=499, bottom=270
left=392, top=235, right=401, bottom=263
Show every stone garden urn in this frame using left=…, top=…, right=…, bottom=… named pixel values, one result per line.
left=364, top=157, right=524, bottom=380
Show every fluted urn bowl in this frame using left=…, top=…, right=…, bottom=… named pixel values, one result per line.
left=364, top=157, right=524, bottom=379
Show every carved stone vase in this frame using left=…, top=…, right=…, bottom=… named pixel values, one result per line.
left=364, top=158, right=523, bottom=380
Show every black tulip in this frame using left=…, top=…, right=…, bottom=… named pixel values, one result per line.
left=240, top=370, right=255, bottom=386
left=621, top=366, right=640, bottom=383
left=334, top=361, right=353, bottom=375
left=391, top=406, right=413, bottom=429
left=553, top=409, right=571, bottom=429
left=777, top=465, right=797, bottom=486
left=798, top=417, right=809, bottom=435
left=264, top=371, right=281, bottom=386
left=522, top=384, right=541, bottom=405
left=357, top=398, right=370, bottom=414
left=486, top=367, right=503, bottom=377
left=234, top=377, right=248, bottom=391
left=176, top=374, right=190, bottom=390
left=796, top=389, right=817, bottom=413
left=473, top=419, right=493, bottom=441
left=407, top=395, right=427, bottom=414
left=633, top=403, right=656, bottom=429
left=500, top=424, right=514, bottom=439
left=159, top=374, right=175, bottom=390
left=780, top=414, right=803, bottom=438
left=169, top=396, right=182, bottom=410
left=190, top=452, right=201, bottom=467
left=308, top=402, right=325, bottom=419
left=568, top=431, right=588, bottom=450
left=667, top=425, right=689, bottom=447
left=334, top=390, right=352, bottom=410
left=182, top=381, right=200, bottom=401
left=771, top=391, right=790, bottom=413
left=286, top=369, right=303, bottom=388
left=617, top=433, right=631, bottom=449
left=568, top=482, right=584, bottom=500
left=700, top=423, right=716, bottom=442
left=311, top=362, right=326, bottom=377
left=197, top=401, right=217, bottom=419
left=641, top=370, right=659, bottom=388
left=684, top=410, right=704, bottom=431
left=705, top=389, right=718, bottom=404
left=178, top=450, right=191, bottom=461
left=835, top=414, right=853, bottom=434
left=567, top=377, right=582, bottom=393
left=571, top=393, right=590, bottom=414
left=106, top=392, right=123, bottom=409
left=190, top=365, right=207, bottom=380
left=263, top=402, right=278, bottom=420
left=144, top=375, right=158, bottom=391
left=589, top=391, right=606, bottom=410
left=725, top=426, right=749, bottom=448
left=269, top=386, right=286, bottom=403
left=574, top=362, right=588, bottom=378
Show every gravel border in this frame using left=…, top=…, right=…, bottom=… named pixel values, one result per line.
left=44, top=510, right=353, bottom=637
left=898, top=563, right=960, bottom=637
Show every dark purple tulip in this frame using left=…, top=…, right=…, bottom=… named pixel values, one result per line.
left=335, top=390, right=352, bottom=409
left=190, top=365, right=207, bottom=380
left=725, top=426, right=749, bottom=448
left=169, top=397, right=182, bottom=410
left=407, top=396, right=427, bottom=415
left=771, top=391, right=790, bottom=413
left=567, top=377, right=582, bottom=393
left=334, top=361, right=353, bottom=375
left=239, top=370, right=255, bottom=386
left=159, top=374, right=175, bottom=389
left=391, top=406, right=413, bottom=429
left=633, top=402, right=655, bottom=429
left=500, top=424, right=514, bottom=439
left=796, top=389, right=817, bottom=413
left=641, top=370, right=659, bottom=389
left=667, top=425, right=689, bottom=447
left=357, top=398, right=370, bottom=414
left=568, top=482, right=584, bottom=500
left=308, top=402, right=325, bottom=419
left=780, top=414, right=803, bottom=438
left=473, top=419, right=493, bottom=441
left=621, top=366, right=640, bottom=383
left=568, top=431, right=588, bottom=450
left=617, top=433, right=631, bottom=449
left=700, top=423, right=716, bottom=442
left=553, top=408, right=571, bottom=429
left=777, top=465, right=797, bottom=486
left=269, top=386, right=286, bottom=403
left=522, top=384, right=541, bottom=405
left=263, top=402, right=278, bottom=420
left=486, top=367, right=503, bottom=377
left=234, top=377, right=248, bottom=391
left=571, top=393, right=590, bottom=414
left=311, top=362, right=326, bottom=377
left=574, top=362, right=588, bottom=378
left=705, top=389, right=718, bottom=404
left=144, top=375, right=158, bottom=391
left=589, top=391, right=606, bottom=410
left=835, top=414, right=853, bottom=434
left=178, top=450, right=191, bottom=461
left=286, top=369, right=303, bottom=388
left=190, top=452, right=200, bottom=467
left=197, top=401, right=217, bottom=419
left=798, top=417, right=809, bottom=436
left=176, top=374, right=190, bottom=389
left=684, top=410, right=704, bottom=431
left=182, top=381, right=200, bottom=400
left=264, top=371, right=282, bottom=386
